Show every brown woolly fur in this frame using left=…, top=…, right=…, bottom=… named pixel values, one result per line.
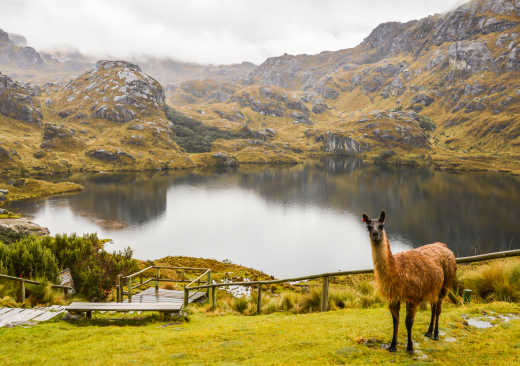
left=362, top=210, right=456, bottom=353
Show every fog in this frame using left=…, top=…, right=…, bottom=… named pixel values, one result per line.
left=1, top=0, right=464, bottom=65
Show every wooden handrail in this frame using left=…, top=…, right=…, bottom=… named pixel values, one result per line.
left=455, top=248, right=520, bottom=263
left=121, top=265, right=209, bottom=279
left=0, top=273, right=73, bottom=290
left=185, top=248, right=520, bottom=313
left=0, top=272, right=73, bottom=303
left=186, top=248, right=520, bottom=291
left=117, top=249, right=520, bottom=311
left=186, top=269, right=211, bottom=288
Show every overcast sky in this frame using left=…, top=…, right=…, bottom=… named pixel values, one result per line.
left=1, top=0, right=465, bottom=65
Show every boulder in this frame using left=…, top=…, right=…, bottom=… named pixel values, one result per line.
left=212, top=152, right=238, bottom=167
left=290, top=111, right=312, bottom=125
left=40, top=123, right=78, bottom=149
left=410, top=93, right=434, bottom=107
left=93, top=104, right=135, bottom=123
left=0, top=218, right=50, bottom=243
left=86, top=149, right=136, bottom=163
left=312, top=103, right=328, bottom=114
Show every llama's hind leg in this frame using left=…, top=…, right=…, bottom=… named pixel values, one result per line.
left=388, top=302, right=400, bottom=352
left=433, top=288, right=447, bottom=340
left=405, top=302, right=418, bottom=353
left=424, top=302, right=436, bottom=338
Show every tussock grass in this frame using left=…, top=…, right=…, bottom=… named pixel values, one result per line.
left=459, top=260, right=520, bottom=302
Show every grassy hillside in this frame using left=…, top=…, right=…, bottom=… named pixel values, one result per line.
left=0, top=302, right=519, bottom=365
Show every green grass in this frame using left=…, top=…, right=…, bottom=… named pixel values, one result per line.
left=1, top=302, right=519, bottom=365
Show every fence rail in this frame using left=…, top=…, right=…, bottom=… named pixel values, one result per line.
left=117, top=265, right=211, bottom=304
left=185, top=248, right=520, bottom=314
left=0, top=273, right=73, bottom=303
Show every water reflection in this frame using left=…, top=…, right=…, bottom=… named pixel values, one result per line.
left=7, top=158, right=520, bottom=277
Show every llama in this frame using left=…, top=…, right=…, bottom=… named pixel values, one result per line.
left=362, top=211, right=456, bottom=353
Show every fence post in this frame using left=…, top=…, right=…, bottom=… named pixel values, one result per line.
left=184, top=287, right=189, bottom=308
left=20, top=279, right=25, bottom=303
left=257, top=285, right=262, bottom=315
left=128, top=277, right=132, bottom=303
left=155, top=268, right=160, bottom=292
left=321, top=276, right=329, bottom=312
left=211, top=285, right=217, bottom=310
left=117, top=274, right=122, bottom=302
left=207, top=271, right=211, bottom=299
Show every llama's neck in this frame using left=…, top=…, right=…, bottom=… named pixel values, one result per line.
left=370, top=230, right=396, bottom=282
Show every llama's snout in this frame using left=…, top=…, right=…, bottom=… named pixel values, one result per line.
left=371, top=231, right=381, bottom=242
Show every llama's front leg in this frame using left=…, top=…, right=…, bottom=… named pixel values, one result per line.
left=424, top=302, right=436, bottom=338
left=388, top=302, right=400, bottom=352
left=405, top=302, right=418, bottom=353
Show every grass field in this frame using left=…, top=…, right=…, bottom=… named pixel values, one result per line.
left=1, top=302, right=519, bottom=365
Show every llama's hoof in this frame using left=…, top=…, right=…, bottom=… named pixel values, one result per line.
left=432, top=335, right=439, bottom=341
left=424, top=331, right=432, bottom=338
left=388, top=345, right=397, bottom=352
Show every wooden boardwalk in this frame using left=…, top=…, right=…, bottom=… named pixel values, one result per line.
left=0, top=305, right=66, bottom=327
left=66, top=288, right=207, bottom=317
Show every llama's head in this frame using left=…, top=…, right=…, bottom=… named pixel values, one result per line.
left=362, top=211, right=386, bottom=244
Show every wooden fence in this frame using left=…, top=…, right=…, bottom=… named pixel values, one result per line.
left=117, top=265, right=211, bottom=303
left=185, top=248, right=520, bottom=314
left=0, top=273, right=73, bottom=303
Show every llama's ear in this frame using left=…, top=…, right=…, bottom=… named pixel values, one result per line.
left=362, top=213, right=370, bottom=223
left=379, top=210, right=386, bottom=223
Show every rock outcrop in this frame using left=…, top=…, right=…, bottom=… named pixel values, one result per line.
left=0, top=218, right=50, bottom=243
left=86, top=149, right=136, bottom=163
left=0, top=72, right=42, bottom=123
left=56, top=60, right=165, bottom=123
left=40, top=123, right=82, bottom=149
left=319, top=132, right=368, bottom=154
left=0, top=28, right=44, bottom=69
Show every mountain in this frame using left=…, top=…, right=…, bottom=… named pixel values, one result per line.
left=1, top=0, right=520, bottom=175
left=166, top=0, right=520, bottom=173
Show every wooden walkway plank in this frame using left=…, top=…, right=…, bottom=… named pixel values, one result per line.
left=66, top=302, right=183, bottom=312
left=0, top=307, right=66, bottom=327
left=32, top=309, right=65, bottom=322
left=0, top=309, right=44, bottom=327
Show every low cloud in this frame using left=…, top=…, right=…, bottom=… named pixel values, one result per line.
left=1, top=0, right=462, bottom=65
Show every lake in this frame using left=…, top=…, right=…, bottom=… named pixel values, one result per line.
left=7, top=158, right=520, bottom=278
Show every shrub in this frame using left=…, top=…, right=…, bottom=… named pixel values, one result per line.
left=280, top=292, right=296, bottom=311
left=299, top=289, right=322, bottom=313
left=418, top=115, right=436, bottom=131
left=232, top=297, right=249, bottom=314
left=25, top=278, right=65, bottom=306
left=0, top=237, right=59, bottom=281
left=0, top=233, right=138, bottom=301
left=329, top=289, right=356, bottom=309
